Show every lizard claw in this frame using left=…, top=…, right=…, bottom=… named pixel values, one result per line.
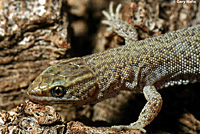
left=111, top=122, right=147, bottom=133
left=102, top=2, right=122, bottom=29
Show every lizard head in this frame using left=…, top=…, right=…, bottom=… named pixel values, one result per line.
left=27, top=58, right=99, bottom=105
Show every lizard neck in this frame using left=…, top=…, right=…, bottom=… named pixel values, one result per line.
left=83, top=44, right=143, bottom=101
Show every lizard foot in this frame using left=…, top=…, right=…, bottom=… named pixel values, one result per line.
left=111, top=121, right=146, bottom=133
left=102, top=1, right=122, bottom=30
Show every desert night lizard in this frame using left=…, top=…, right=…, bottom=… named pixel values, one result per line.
left=27, top=2, right=200, bottom=132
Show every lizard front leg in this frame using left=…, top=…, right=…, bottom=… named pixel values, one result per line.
left=112, top=86, right=163, bottom=133
left=102, top=2, right=138, bottom=44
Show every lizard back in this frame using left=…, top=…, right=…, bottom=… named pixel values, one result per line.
left=84, top=25, right=200, bottom=99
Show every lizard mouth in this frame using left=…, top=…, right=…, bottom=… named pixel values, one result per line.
left=27, top=93, right=83, bottom=105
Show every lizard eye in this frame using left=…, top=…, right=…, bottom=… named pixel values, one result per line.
left=51, top=86, right=66, bottom=97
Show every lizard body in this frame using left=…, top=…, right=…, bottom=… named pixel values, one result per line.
left=27, top=2, right=200, bottom=132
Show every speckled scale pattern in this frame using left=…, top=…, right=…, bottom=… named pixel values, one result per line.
left=84, top=25, right=200, bottom=95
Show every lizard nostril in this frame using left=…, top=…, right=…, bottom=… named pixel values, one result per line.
left=27, top=87, right=37, bottom=96
left=27, top=84, right=43, bottom=96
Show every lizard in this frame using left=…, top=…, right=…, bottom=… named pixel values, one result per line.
left=27, top=2, right=200, bottom=133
